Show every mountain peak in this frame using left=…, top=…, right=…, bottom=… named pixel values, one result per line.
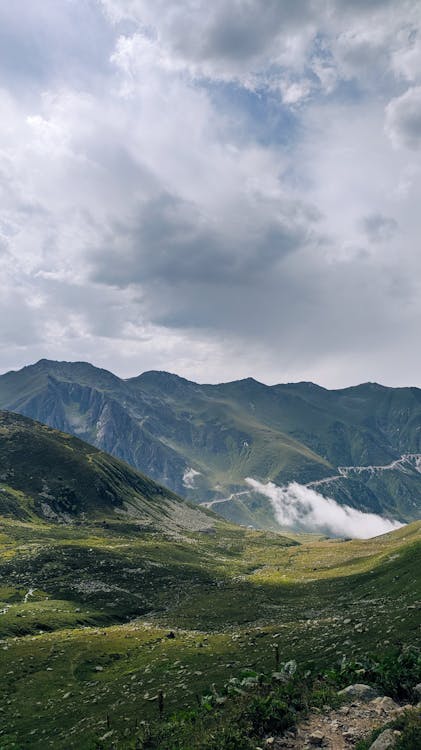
left=127, top=370, right=197, bottom=395
left=213, top=376, right=266, bottom=390
left=18, top=359, right=122, bottom=387
left=279, top=381, right=327, bottom=391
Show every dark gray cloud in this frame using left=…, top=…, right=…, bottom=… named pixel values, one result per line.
left=91, top=192, right=313, bottom=288
left=361, top=213, right=398, bottom=243
left=386, top=86, right=421, bottom=149
left=103, top=0, right=315, bottom=69
left=178, top=0, right=314, bottom=64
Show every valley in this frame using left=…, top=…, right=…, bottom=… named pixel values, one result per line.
left=0, top=412, right=420, bottom=748
left=1, top=507, right=420, bottom=748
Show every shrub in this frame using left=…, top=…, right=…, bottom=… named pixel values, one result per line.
left=324, top=646, right=421, bottom=702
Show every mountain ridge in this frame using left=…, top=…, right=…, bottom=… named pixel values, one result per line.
left=2, top=359, right=421, bottom=529
left=3, top=358, right=406, bottom=391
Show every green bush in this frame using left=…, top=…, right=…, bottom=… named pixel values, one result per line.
left=201, top=727, right=255, bottom=750
left=242, top=694, right=293, bottom=735
left=324, top=647, right=421, bottom=702
left=394, top=711, right=421, bottom=750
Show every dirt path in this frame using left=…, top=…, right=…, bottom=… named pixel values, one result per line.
left=272, top=696, right=406, bottom=749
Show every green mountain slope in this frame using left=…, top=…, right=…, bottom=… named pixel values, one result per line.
left=2, top=360, right=421, bottom=528
left=0, top=410, right=213, bottom=534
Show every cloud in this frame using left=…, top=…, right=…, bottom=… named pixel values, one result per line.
left=101, top=0, right=421, bottom=96
left=1, top=1, right=421, bottom=388
left=361, top=213, right=398, bottom=242
left=246, top=478, right=404, bottom=539
left=386, top=86, right=421, bottom=149
left=183, top=467, right=201, bottom=489
left=101, top=0, right=317, bottom=84
left=91, top=190, right=315, bottom=290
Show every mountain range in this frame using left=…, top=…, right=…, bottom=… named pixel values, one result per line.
left=1, top=359, right=421, bottom=529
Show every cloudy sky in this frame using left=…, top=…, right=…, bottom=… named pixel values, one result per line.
left=1, top=0, right=421, bottom=386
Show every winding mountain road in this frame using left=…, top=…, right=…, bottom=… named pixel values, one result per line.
left=307, top=452, right=421, bottom=490
left=200, top=452, right=421, bottom=508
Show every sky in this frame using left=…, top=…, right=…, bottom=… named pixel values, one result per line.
left=1, top=0, right=421, bottom=387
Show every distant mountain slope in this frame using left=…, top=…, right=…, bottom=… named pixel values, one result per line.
left=1, top=360, right=421, bottom=528
left=0, top=410, right=213, bottom=533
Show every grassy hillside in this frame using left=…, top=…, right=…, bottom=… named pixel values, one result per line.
left=0, top=410, right=213, bottom=534
left=2, top=361, right=421, bottom=529
left=0, top=470, right=419, bottom=749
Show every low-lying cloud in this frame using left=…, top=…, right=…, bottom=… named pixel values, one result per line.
left=246, top=478, right=404, bottom=539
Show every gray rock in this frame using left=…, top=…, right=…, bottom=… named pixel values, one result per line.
left=414, top=683, right=421, bottom=698
left=369, top=728, right=399, bottom=750
left=338, top=684, right=379, bottom=701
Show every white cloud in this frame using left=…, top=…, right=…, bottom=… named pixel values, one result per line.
left=246, top=478, right=403, bottom=539
left=183, top=467, right=201, bottom=488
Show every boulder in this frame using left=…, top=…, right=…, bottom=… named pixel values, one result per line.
left=369, top=728, right=399, bottom=750
left=338, top=684, right=379, bottom=701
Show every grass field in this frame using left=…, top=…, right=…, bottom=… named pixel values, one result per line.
left=0, top=516, right=420, bottom=749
